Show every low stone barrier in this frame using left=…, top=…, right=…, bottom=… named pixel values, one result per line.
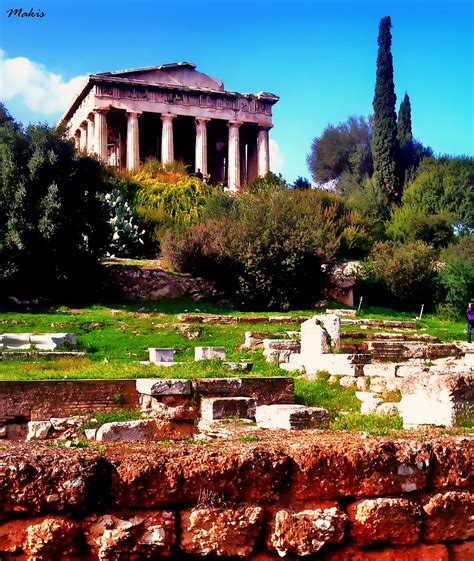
left=178, top=314, right=311, bottom=324
left=0, top=435, right=471, bottom=559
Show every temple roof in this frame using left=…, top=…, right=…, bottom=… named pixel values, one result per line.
left=60, top=62, right=278, bottom=124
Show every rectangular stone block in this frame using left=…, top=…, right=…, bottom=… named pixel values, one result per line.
left=256, top=404, right=329, bottom=430
left=192, top=377, right=294, bottom=404
left=148, top=348, right=174, bottom=363
left=363, top=363, right=399, bottom=377
left=465, top=353, right=474, bottom=366
left=0, top=333, right=76, bottom=350
left=200, top=397, right=257, bottom=422
left=194, top=346, right=226, bottom=361
left=136, top=378, right=191, bottom=396
left=422, top=491, right=474, bottom=542
left=399, top=372, right=474, bottom=428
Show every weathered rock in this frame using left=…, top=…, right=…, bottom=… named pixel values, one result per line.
left=148, top=347, right=174, bottom=363
left=256, top=404, right=329, bottom=430
left=180, top=506, right=263, bottom=557
left=26, top=421, right=52, bottom=441
left=195, top=346, right=226, bottom=361
left=324, top=544, right=449, bottom=560
left=369, top=376, right=402, bottom=394
left=465, top=352, right=474, bottom=366
left=399, top=371, right=474, bottom=428
left=448, top=541, right=474, bottom=561
left=314, top=313, right=341, bottom=348
left=347, top=497, right=421, bottom=545
left=263, top=339, right=301, bottom=364
left=288, top=439, right=431, bottom=501
left=0, top=425, right=6, bottom=438
left=84, top=511, right=175, bottom=559
left=244, top=331, right=275, bottom=348
left=356, top=392, right=383, bottom=414
left=96, top=419, right=194, bottom=442
left=176, top=323, right=202, bottom=339
left=363, top=363, right=399, bottom=377
left=192, top=377, right=294, bottom=404
left=200, top=397, right=257, bottom=423
left=430, top=437, right=473, bottom=490
left=23, top=516, right=80, bottom=560
left=422, top=491, right=474, bottom=542
left=376, top=402, right=400, bottom=415
left=136, top=378, right=191, bottom=396
left=268, top=506, right=347, bottom=556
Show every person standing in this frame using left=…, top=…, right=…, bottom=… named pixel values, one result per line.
left=195, top=168, right=204, bottom=180
left=466, top=302, right=474, bottom=343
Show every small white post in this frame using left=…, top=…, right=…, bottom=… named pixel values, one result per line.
left=418, top=304, right=424, bottom=320
left=357, top=296, right=363, bottom=312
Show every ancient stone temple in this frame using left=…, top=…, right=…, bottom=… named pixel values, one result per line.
left=59, top=62, right=279, bottom=190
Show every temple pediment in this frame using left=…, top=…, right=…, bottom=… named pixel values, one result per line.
left=96, top=62, right=224, bottom=91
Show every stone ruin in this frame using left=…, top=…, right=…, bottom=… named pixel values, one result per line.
left=254, top=311, right=473, bottom=429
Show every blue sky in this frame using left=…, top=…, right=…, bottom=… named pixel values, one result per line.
left=0, top=0, right=472, bottom=182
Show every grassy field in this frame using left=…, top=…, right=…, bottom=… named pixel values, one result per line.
left=0, top=298, right=469, bottom=434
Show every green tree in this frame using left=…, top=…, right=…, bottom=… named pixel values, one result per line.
left=0, top=107, right=109, bottom=299
left=307, top=116, right=372, bottom=183
left=387, top=205, right=454, bottom=248
left=371, top=16, right=400, bottom=203
left=401, top=156, right=474, bottom=230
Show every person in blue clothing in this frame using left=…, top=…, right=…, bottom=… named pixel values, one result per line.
left=467, top=302, right=474, bottom=343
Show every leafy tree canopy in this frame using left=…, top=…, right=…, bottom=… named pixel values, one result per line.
left=307, top=116, right=372, bottom=183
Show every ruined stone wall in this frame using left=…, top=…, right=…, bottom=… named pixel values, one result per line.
left=0, top=435, right=472, bottom=560
left=0, top=380, right=138, bottom=421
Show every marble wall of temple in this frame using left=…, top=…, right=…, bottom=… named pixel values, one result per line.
left=60, top=62, right=279, bottom=190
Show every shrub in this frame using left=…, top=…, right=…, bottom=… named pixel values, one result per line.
left=162, top=188, right=369, bottom=309
left=387, top=205, right=454, bottom=248
left=0, top=107, right=109, bottom=299
left=363, top=240, right=437, bottom=309
left=437, top=235, right=474, bottom=318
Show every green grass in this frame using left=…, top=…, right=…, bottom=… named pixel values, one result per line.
left=330, top=412, right=404, bottom=435
left=294, top=373, right=360, bottom=419
left=81, top=407, right=142, bottom=431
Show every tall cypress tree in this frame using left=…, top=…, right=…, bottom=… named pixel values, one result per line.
left=371, top=16, right=401, bottom=203
left=397, top=92, right=413, bottom=144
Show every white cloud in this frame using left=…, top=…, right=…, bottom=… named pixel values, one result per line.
left=0, top=51, right=86, bottom=115
left=269, top=138, right=284, bottom=174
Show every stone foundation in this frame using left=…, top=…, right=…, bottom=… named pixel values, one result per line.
left=0, top=435, right=471, bottom=559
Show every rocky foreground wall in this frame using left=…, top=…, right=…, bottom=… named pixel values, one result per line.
left=0, top=434, right=472, bottom=560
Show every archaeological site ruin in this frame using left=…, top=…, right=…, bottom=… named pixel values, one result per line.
left=60, top=62, right=278, bottom=190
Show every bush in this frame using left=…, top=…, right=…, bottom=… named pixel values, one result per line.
left=162, top=188, right=369, bottom=309
left=363, top=240, right=437, bottom=309
left=437, top=235, right=474, bottom=318
left=0, top=106, right=109, bottom=299
left=387, top=205, right=454, bottom=248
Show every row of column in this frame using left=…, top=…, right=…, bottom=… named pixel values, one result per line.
left=75, top=111, right=270, bottom=190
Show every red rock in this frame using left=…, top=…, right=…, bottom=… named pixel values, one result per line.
left=23, top=516, right=80, bottom=560
left=84, top=511, right=175, bottom=559
left=323, top=543, right=449, bottom=560
left=287, top=439, right=431, bottom=500
left=267, top=506, right=347, bottom=556
left=430, top=437, right=473, bottom=490
left=180, top=506, right=263, bottom=557
left=422, top=491, right=474, bottom=542
left=448, top=542, right=474, bottom=561
left=347, top=497, right=421, bottom=545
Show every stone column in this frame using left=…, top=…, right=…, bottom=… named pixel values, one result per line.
left=93, top=109, right=108, bottom=162
left=195, top=117, right=209, bottom=176
left=79, top=123, right=87, bottom=152
left=161, top=113, right=176, bottom=165
left=257, top=126, right=271, bottom=176
left=86, top=116, right=95, bottom=154
left=126, top=111, right=142, bottom=172
left=227, top=121, right=242, bottom=191
left=73, top=131, right=81, bottom=150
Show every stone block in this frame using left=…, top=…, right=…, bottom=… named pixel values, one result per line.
left=369, top=376, right=402, bottom=394
left=222, top=361, right=253, bottom=371
left=0, top=333, right=76, bottom=351
left=363, top=363, right=399, bottom=377
left=422, top=491, right=474, bottom=542
left=136, top=378, right=191, bottom=396
left=256, top=404, right=329, bottom=430
left=243, top=331, right=274, bottom=348
left=399, top=372, right=474, bottom=428
left=0, top=333, right=30, bottom=350
left=263, top=339, right=301, bottom=363
left=95, top=419, right=194, bottom=442
left=26, top=420, right=52, bottom=440
left=314, top=313, right=341, bottom=348
left=448, top=542, right=474, bottom=561
left=324, top=544, right=449, bottom=561
left=376, top=402, right=400, bottom=415
left=396, top=365, right=429, bottom=377
left=194, top=346, right=226, bottom=361
left=465, top=353, right=474, bottom=366
left=347, top=497, right=421, bottom=545
left=23, top=516, right=81, bottom=560
left=0, top=425, right=6, bottom=438
left=84, top=511, right=176, bottom=558
left=148, top=348, right=174, bottom=363
left=305, top=354, right=371, bottom=377
left=192, top=377, right=294, bottom=404
left=180, top=506, right=263, bottom=557
left=200, top=397, right=257, bottom=423
left=84, top=428, right=97, bottom=440
left=267, top=506, right=347, bottom=556
left=300, top=317, right=330, bottom=357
